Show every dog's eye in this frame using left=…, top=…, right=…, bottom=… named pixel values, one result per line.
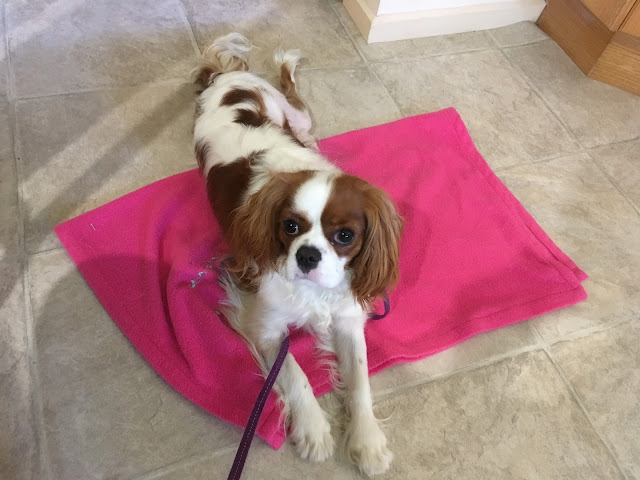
left=333, top=229, right=355, bottom=245
left=283, top=219, right=299, bottom=235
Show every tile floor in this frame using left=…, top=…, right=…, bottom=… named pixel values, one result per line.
left=1, top=1, right=640, bottom=479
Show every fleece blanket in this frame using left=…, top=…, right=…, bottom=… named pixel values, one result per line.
left=55, top=108, right=587, bottom=448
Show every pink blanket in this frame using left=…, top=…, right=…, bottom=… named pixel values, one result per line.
left=55, top=108, right=587, bottom=448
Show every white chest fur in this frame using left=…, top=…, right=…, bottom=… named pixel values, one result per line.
left=258, top=271, right=362, bottom=332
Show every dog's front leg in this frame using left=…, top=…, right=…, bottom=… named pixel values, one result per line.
left=254, top=323, right=334, bottom=462
left=333, top=308, right=393, bottom=476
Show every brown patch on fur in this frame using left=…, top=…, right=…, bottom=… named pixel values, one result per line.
left=279, top=66, right=306, bottom=111
left=192, top=58, right=224, bottom=93
left=192, top=46, right=249, bottom=94
left=324, top=174, right=403, bottom=305
left=220, top=88, right=269, bottom=127
left=321, top=181, right=367, bottom=262
left=206, top=153, right=264, bottom=236
left=220, top=88, right=258, bottom=107
left=224, top=170, right=314, bottom=290
left=234, top=108, right=268, bottom=127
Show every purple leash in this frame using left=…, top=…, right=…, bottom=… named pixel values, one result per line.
left=227, top=295, right=390, bottom=480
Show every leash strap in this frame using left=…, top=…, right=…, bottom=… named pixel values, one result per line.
left=227, top=336, right=290, bottom=480
left=227, top=295, right=390, bottom=479
left=369, top=295, right=390, bottom=320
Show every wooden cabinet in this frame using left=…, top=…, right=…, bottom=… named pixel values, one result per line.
left=582, top=0, right=635, bottom=29
left=621, top=2, right=640, bottom=35
left=538, top=0, right=640, bottom=95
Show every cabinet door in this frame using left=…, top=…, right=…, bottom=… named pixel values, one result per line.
left=582, top=0, right=636, bottom=29
left=621, top=1, right=640, bottom=35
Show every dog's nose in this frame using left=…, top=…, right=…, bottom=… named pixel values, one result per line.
left=296, top=246, right=322, bottom=273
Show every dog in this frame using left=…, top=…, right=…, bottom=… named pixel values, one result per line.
left=192, top=33, right=402, bottom=476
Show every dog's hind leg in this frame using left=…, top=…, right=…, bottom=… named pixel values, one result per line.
left=273, top=49, right=318, bottom=150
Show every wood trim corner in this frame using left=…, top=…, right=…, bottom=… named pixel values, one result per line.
left=537, top=0, right=614, bottom=74
left=590, top=32, right=640, bottom=95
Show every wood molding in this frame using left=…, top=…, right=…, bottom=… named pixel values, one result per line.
left=590, top=32, right=640, bottom=95
left=537, top=0, right=640, bottom=96
left=537, top=0, right=614, bottom=74
left=344, top=0, right=545, bottom=44
left=621, top=1, right=640, bottom=35
left=582, top=0, right=635, bottom=30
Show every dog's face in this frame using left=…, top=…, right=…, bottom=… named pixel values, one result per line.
left=228, top=170, right=402, bottom=302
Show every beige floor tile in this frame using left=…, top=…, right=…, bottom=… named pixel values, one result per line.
left=145, top=352, right=623, bottom=480
left=552, top=321, right=640, bottom=479
left=0, top=102, right=39, bottom=480
left=373, top=351, right=622, bottom=479
left=28, top=250, right=242, bottom=479
left=370, top=322, right=539, bottom=397
left=499, top=153, right=640, bottom=342
left=590, top=140, right=640, bottom=212
left=486, top=21, right=549, bottom=47
left=16, top=83, right=196, bottom=253
left=180, top=0, right=362, bottom=71
left=297, top=67, right=401, bottom=139
left=373, top=50, right=579, bottom=168
left=504, top=40, right=640, bottom=148
left=333, top=4, right=493, bottom=62
left=6, top=0, right=198, bottom=98
left=144, top=442, right=360, bottom=480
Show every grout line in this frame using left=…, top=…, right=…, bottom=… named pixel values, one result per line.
left=588, top=134, right=640, bottom=151
left=484, top=25, right=550, bottom=49
left=366, top=63, right=403, bottom=118
left=175, top=0, right=201, bottom=56
left=493, top=149, right=589, bottom=172
left=588, top=152, right=640, bottom=218
left=365, top=46, right=499, bottom=67
left=327, top=0, right=369, bottom=66
left=4, top=1, right=51, bottom=477
left=13, top=78, right=191, bottom=103
left=26, top=245, right=66, bottom=259
left=328, top=0, right=405, bottom=118
left=373, top=342, right=544, bottom=402
left=22, top=252, right=52, bottom=480
left=497, top=44, right=585, bottom=150
left=543, top=347, right=629, bottom=479
left=3, top=0, right=15, bottom=103
left=130, top=445, right=237, bottom=480
left=527, top=318, right=546, bottom=346
left=544, top=316, right=635, bottom=349
left=484, top=28, right=501, bottom=48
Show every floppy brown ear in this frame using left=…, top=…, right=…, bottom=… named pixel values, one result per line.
left=350, top=185, right=403, bottom=305
left=223, top=176, right=286, bottom=289
left=224, top=171, right=311, bottom=290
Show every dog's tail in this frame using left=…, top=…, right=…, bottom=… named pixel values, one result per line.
left=273, top=48, right=306, bottom=111
left=192, top=32, right=253, bottom=91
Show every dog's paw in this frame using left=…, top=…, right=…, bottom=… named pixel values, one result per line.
left=345, top=415, right=393, bottom=477
left=290, top=405, right=335, bottom=462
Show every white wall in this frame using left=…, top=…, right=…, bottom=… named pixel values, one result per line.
left=344, top=0, right=546, bottom=43
left=377, top=0, right=513, bottom=15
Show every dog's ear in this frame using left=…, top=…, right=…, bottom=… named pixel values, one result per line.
left=349, top=185, right=403, bottom=305
left=225, top=172, right=310, bottom=289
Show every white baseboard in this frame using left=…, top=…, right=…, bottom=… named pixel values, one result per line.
left=343, top=0, right=546, bottom=43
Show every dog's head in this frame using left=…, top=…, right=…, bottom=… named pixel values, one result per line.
left=227, top=170, right=402, bottom=303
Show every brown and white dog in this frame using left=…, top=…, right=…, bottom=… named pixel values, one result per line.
left=192, top=33, right=402, bottom=476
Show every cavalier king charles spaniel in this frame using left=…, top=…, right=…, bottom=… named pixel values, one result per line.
left=192, top=33, right=402, bottom=476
